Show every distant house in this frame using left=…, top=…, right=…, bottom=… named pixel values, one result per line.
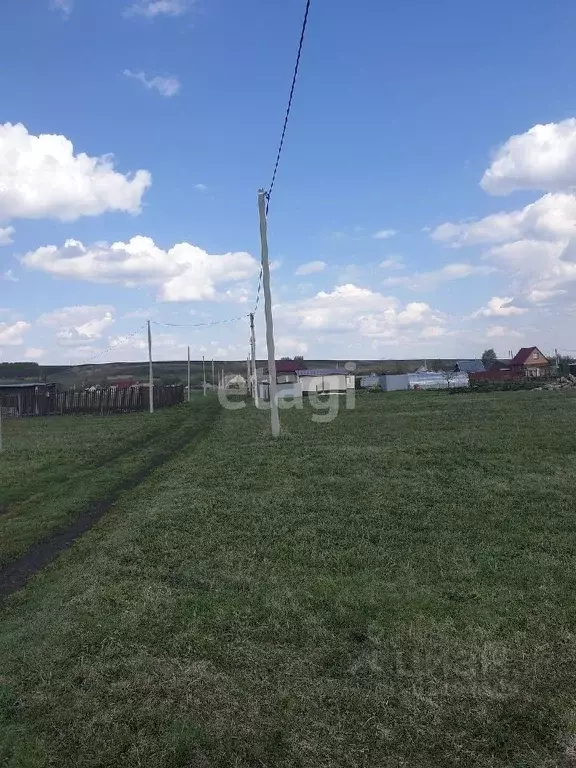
left=454, top=360, right=485, bottom=374
left=360, top=373, right=380, bottom=389
left=510, top=347, right=550, bottom=378
left=273, top=360, right=300, bottom=385
left=107, top=376, right=135, bottom=390
left=297, top=368, right=355, bottom=394
left=259, top=361, right=302, bottom=401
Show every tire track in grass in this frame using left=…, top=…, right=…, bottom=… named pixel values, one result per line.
left=0, top=402, right=221, bottom=599
left=2, top=408, right=189, bottom=513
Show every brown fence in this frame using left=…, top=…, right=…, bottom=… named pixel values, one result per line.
left=0, top=386, right=184, bottom=418
left=469, top=370, right=522, bottom=382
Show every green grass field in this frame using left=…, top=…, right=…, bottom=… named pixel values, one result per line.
left=2, top=391, right=576, bottom=766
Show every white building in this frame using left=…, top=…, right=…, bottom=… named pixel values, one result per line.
left=297, top=369, right=355, bottom=394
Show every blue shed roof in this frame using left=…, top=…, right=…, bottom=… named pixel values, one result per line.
left=455, top=360, right=485, bottom=373
left=297, top=369, right=347, bottom=377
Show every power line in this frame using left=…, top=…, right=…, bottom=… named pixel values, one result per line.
left=252, top=0, right=312, bottom=315
left=43, top=323, right=148, bottom=380
left=151, top=315, right=249, bottom=329
left=266, top=0, right=312, bottom=214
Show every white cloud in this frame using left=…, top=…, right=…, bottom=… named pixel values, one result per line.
left=472, top=296, right=527, bottom=318
left=373, top=229, right=397, bottom=240
left=125, top=0, right=193, bottom=17
left=431, top=193, right=576, bottom=247
left=275, top=336, right=309, bottom=357
left=379, top=257, right=404, bottom=270
left=481, top=119, right=576, bottom=195
left=3, top=270, right=18, bottom=282
left=420, top=325, right=446, bottom=339
left=123, top=70, right=181, bottom=98
left=22, top=236, right=259, bottom=302
left=0, top=320, right=30, bottom=346
left=0, top=226, right=15, bottom=245
left=383, top=262, right=493, bottom=291
left=38, top=305, right=115, bottom=345
left=194, top=183, right=207, bottom=192
left=276, top=283, right=445, bottom=341
left=486, top=325, right=522, bottom=339
left=24, top=347, right=45, bottom=360
left=0, top=123, right=151, bottom=223
left=51, top=0, right=73, bottom=16
left=295, top=260, right=326, bottom=276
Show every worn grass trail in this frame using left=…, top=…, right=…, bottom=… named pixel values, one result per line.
left=0, top=400, right=220, bottom=568
left=2, top=391, right=576, bottom=766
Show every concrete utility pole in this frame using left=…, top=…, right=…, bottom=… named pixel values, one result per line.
left=187, top=345, right=191, bottom=403
left=147, top=320, right=154, bottom=414
left=258, top=190, right=280, bottom=436
left=211, top=358, right=215, bottom=385
left=249, top=311, right=259, bottom=406
left=202, top=355, right=207, bottom=396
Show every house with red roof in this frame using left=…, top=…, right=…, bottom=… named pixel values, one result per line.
left=510, top=347, right=550, bottom=378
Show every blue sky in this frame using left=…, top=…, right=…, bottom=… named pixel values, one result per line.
left=2, top=0, right=576, bottom=364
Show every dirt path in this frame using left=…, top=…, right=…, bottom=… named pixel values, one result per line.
left=0, top=410, right=219, bottom=599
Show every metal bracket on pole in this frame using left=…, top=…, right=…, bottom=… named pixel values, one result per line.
left=258, top=190, right=280, bottom=436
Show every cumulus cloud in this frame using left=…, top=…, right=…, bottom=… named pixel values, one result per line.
left=486, top=325, right=522, bottom=339
left=0, top=320, right=30, bottom=346
left=22, top=236, right=259, bottom=302
left=295, top=260, right=327, bottom=276
left=24, top=347, right=45, bottom=359
left=383, top=262, right=493, bottom=291
left=123, top=70, right=181, bottom=97
left=38, top=305, right=115, bottom=344
left=125, top=0, right=193, bottom=17
left=275, top=336, right=309, bottom=357
left=275, top=283, right=445, bottom=340
left=51, top=0, right=73, bottom=16
left=431, top=193, right=576, bottom=247
left=373, top=229, right=397, bottom=240
left=472, top=296, right=527, bottom=318
left=379, top=258, right=404, bottom=270
left=481, top=119, right=576, bottom=195
left=0, top=226, right=14, bottom=245
left=0, top=123, right=151, bottom=223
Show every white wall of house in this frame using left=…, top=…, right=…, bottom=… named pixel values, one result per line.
left=299, top=374, right=350, bottom=393
left=258, top=381, right=302, bottom=401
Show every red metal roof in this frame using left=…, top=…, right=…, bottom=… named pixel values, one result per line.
left=274, top=360, right=300, bottom=374
left=510, top=347, right=541, bottom=366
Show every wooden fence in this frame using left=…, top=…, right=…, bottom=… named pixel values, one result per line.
left=0, top=385, right=184, bottom=418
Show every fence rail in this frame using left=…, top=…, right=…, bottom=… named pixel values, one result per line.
left=0, top=386, right=184, bottom=418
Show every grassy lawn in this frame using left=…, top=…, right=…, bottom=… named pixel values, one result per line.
left=2, top=391, right=576, bottom=766
left=0, top=399, right=220, bottom=565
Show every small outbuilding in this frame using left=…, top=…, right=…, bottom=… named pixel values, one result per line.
left=297, top=369, right=355, bottom=395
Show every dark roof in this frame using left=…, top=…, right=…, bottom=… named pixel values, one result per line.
left=274, top=360, right=300, bottom=374
left=510, top=347, right=546, bottom=366
left=491, top=359, right=512, bottom=371
left=0, top=382, right=48, bottom=389
left=297, top=369, right=347, bottom=377
left=455, top=360, right=485, bottom=374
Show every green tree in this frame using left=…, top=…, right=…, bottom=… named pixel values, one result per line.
left=482, top=348, right=497, bottom=369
